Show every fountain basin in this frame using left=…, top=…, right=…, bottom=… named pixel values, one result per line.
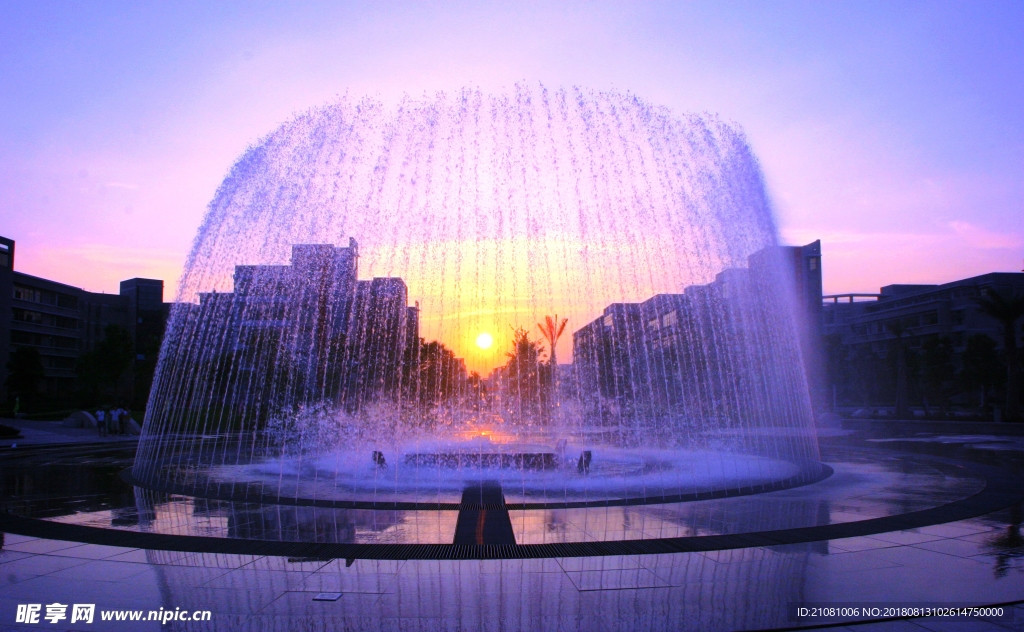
left=404, top=451, right=558, bottom=470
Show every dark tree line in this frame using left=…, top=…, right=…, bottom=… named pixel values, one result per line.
left=826, top=290, right=1023, bottom=421
left=501, top=327, right=551, bottom=422
left=185, top=328, right=476, bottom=431
left=5, top=324, right=150, bottom=414
left=4, top=347, right=45, bottom=407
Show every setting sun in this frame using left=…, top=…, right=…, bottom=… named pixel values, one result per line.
left=475, top=332, right=493, bottom=350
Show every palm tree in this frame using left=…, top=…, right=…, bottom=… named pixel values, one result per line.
left=975, top=290, right=1024, bottom=422
left=537, top=315, right=568, bottom=418
left=537, top=315, right=568, bottom=368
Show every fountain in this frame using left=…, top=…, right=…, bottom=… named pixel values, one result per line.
left=131, top=85, right=822, bottom=525
left=4, top=91, right=1022, bottom=632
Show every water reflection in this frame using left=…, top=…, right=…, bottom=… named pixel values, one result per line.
left=140, top=546, right=816, bottom=631
left=0, top=441, right=1021, bottom=630
left=133, top=489, right=460, bottom=544
left=5, top=449, right=985, bottom=546
left=985, top=502, right=1024, bottom=579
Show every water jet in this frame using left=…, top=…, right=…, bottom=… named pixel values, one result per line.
left=132, top=85, right=822, bottom=518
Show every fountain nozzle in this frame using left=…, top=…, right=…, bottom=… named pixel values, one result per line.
left=577, top=450, right=592, bottom=474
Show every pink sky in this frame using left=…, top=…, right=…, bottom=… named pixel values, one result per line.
left=1, top=2, right=1021, bottom=300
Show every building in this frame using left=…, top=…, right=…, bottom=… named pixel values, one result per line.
left=823, top=272, right=1024, bottom=407
left=572, top=240, right=823, bottom=423
left=0, top=236, right=16, bottom=400
left=0, top=235, right=171, bottom=403
left=191, top=239, right=419, bottom=411
left=344, top=277, right=414, bottom=402
left=824, top=273, right=1024, bottom=350
left=751, top=240, right=826, bottom=412
left=572, top=302, right=647, bottom=417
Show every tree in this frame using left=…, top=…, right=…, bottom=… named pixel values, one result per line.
left=920, top=336, right=954, bottom=415
left=5, top=346, right=45, bottom=407
left=416, top=340, right=464, bottom=406
left=974, top=290, right=1024, bottom=421
left=537, top=315, right=568, bottom=368
left=504, top=327, right=546, bottom=422
left=466, top=371, right=486, bottom=413
left=823, top=333, right=849, bottom=407
left=77, top=325, right=135, bottom=404
left=959, top=334, right=1002, bottom=408
left=537, top=315, right=568, bottom=414
left=847, top=344, right=883, bottom=406
left=886, top=319, right=911, bottom=419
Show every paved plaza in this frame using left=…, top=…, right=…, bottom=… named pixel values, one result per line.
left=0, top=421, right=1020, bottom=631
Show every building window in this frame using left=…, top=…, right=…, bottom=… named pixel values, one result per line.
left=12, top=308, right=78, bottom=329
left=13, top=308, right=44, bottom=324
left=11, top=330, right=79, bottom=349
left=808, top=257, right=818, bottom=271
left=603, top=315, right=613, bottom=327
left=44, top=356, right=77, bottom=369
left=13, top=286, right=42, bottom=303
left=662, top=311, right=678, bottom=327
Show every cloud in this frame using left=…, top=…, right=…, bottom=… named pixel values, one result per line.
left=16, top=243, right=184, bottom=298
left=780, top=228, right=943, bottom=247
left=781, top=221, right=1023, bottom=253
left=948, top=221, right=1023, bottom=250
left=779, top=225, right=1024, bottom=294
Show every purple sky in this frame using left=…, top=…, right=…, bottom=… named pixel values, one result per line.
left=1, top=1, right=1021, bottom=299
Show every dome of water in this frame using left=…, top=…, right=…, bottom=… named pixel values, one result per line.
left=133, top=85, right=821, bottom=506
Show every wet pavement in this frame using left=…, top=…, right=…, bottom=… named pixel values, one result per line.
left=0, top=416, right=138, bottom=449
left=0, top=446, right=994, bottom=547
left=0, top=425, right=1020, bottom=631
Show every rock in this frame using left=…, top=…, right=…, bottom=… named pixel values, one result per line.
left=62, top=411, right=98, bottom=428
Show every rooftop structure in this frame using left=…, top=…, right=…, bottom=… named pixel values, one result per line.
left=0, top=235, right=171, bottom=403
left=823, top=272, right=1024, bottom=354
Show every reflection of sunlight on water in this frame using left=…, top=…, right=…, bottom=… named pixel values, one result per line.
left=453, top=427, right=519, bottom=443
left=52, top=493, right=461, bottom=544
